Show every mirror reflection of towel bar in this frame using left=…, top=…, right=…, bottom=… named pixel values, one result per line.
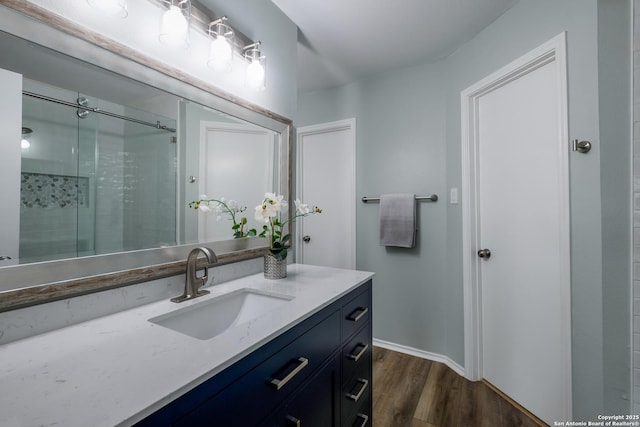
left=361, top=194, right=438, bottom=203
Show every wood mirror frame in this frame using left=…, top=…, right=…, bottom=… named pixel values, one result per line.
left=0, top=0, right=292, bottom=312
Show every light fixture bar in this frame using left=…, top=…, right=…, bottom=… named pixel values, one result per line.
left=147, top=0, right=254, bottom=49
left=243, top=41, right=261, bottom=51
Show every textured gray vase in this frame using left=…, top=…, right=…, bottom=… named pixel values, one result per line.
left=264, top=254, right=287, bottom=279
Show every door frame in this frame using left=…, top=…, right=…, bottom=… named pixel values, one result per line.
left=460, top=32, right=572, bottom=414
left=295, top=119, right=356, bottom=267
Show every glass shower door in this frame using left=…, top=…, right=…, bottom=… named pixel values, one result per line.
left=20, top=80, right=177, bottom=264
left=20, top=81, right=91, bottom=262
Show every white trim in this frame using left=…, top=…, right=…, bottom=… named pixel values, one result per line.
left=460, top=32, right=572, bottom=418
left=295, top=119, right=357, bottom=268
left=373, top=338, right=465, bottom=378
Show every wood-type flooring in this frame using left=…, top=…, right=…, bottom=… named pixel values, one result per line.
left=372, top=346, right=545, bottom=427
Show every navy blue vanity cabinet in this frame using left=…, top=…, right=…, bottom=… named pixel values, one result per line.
left=261, top=356, right=341, bottom=427
left=340, top=284, right=373, bottom=426
left=135, top=280, right=372, bottom=427
left=174, top=310, right=341, bottom=427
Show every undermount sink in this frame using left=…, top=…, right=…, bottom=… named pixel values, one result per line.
left=149, top=288, right=294, bottom=340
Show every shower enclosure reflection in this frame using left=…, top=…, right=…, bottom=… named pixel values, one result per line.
left=19, top=79, right=177, bottom=263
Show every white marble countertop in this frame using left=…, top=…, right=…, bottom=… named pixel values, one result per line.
left=0, top=264, right=374, bottom=427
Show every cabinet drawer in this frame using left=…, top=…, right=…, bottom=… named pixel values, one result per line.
left=341, top=353, right=371, bottom=422
left=261, top=357, right=340, bottom=427
left=176, top=309, right=341, bottom=426
left=342, top=322, right=371, bottom=385
left=342, top=287, right=371, bottom=340
left=343, top=395, right=371, bottom=427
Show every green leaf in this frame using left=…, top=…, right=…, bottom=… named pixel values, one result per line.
left=271, top=247, right=287, bottom=261
left=282, top=234, right=291, bottom=245
left=232, top=224, right=240, bottom=230
left=248, top=229, right=257, bottom=236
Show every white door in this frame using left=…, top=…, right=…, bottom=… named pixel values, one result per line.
left=0, top=68, right=22, bottom=266
left=462, top=34, right=571, bottom=424
left=296, top=119, right=356, bottom=269
left=199, top=122, right=274, bottom=241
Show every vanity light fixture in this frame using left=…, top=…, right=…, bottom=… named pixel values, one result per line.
left=207, top=17, right=234, bottom=72
left=87, top=0, right=128, bottom=18
left=159, top=0, right=191, bottom=49
left=244, top=42, right=266, bottom=91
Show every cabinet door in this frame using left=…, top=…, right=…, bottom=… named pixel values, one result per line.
left=264, top=357, right=340, bottom=427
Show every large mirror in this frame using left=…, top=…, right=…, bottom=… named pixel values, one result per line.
left=0, top=3, right=291, bottom=309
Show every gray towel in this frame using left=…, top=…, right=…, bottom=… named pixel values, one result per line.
left=379, top=193, right=416, bottom=248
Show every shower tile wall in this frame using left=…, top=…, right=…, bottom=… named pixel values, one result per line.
left=634, top=0, right=640, bottom=414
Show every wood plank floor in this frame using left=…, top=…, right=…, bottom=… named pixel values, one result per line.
left=372, top=346, right=544, bottom=427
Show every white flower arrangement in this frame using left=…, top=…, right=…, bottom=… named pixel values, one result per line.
left=189, top=195, right=257, bottom=238
left=255, top=192, right=321, bottom=260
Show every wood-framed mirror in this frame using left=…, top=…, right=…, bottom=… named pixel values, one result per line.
left=0, top=1, right=292, bottom=312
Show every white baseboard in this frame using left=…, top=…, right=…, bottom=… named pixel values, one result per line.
left=372, top=338, right=466, bottom=378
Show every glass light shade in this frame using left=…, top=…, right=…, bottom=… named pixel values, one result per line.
left=87, top=0, right=128, bottom=18
left=208, top=37, right=233, bottom=71
left=159, top=4, right=189, bottom=48
left=207, top=22, right=234, bottom=71
left=244, top=49, right=266, bottom=91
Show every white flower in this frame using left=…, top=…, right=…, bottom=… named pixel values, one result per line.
left=227, top=199, right=239, bottom=211
left=295, top=199, right=310, bottom=215
left=198, top=204, right=211, bottom=213
left=199, top=194, right=208, bottom=200
left=254, top=203, right=271, bottom=223
left=264, top=192, right=288, bottom=214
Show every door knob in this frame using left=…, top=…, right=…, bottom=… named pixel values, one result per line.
left=477, top=249, right=491, bottom=259
left=302, top=235, right=311, bottom=243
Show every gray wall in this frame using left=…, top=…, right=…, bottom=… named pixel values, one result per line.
left=632, top=0, right=640, bottom=415
left=598, top=0, right=632, bottom=415
left=298, top=0, right=631, bottom=419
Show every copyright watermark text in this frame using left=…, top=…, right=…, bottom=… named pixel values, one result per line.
left=553, top=415, right=640, bottom=426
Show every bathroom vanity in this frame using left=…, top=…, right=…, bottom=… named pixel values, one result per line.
left=0, top=264, right=373, bottom=427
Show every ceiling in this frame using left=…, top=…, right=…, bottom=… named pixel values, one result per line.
left=271, top=0, right=518, bottom=93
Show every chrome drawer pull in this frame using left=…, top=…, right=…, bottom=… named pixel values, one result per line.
left=347, top=307, right=368, bottom=322
left=355, top=413, right=369, bottom=427
left=270, top=357, right=309, bottom=390
left=345, top=378, right=369, bottom=402
left=286, top=415, right=301, bottom=427
left=347, top=343, right=369, bottom=362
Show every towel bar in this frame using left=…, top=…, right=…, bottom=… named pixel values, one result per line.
left=361, top=194, right=438, bottom=203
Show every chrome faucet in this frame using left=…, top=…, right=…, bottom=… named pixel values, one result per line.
left=171, top=247, right=218, bottom=303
